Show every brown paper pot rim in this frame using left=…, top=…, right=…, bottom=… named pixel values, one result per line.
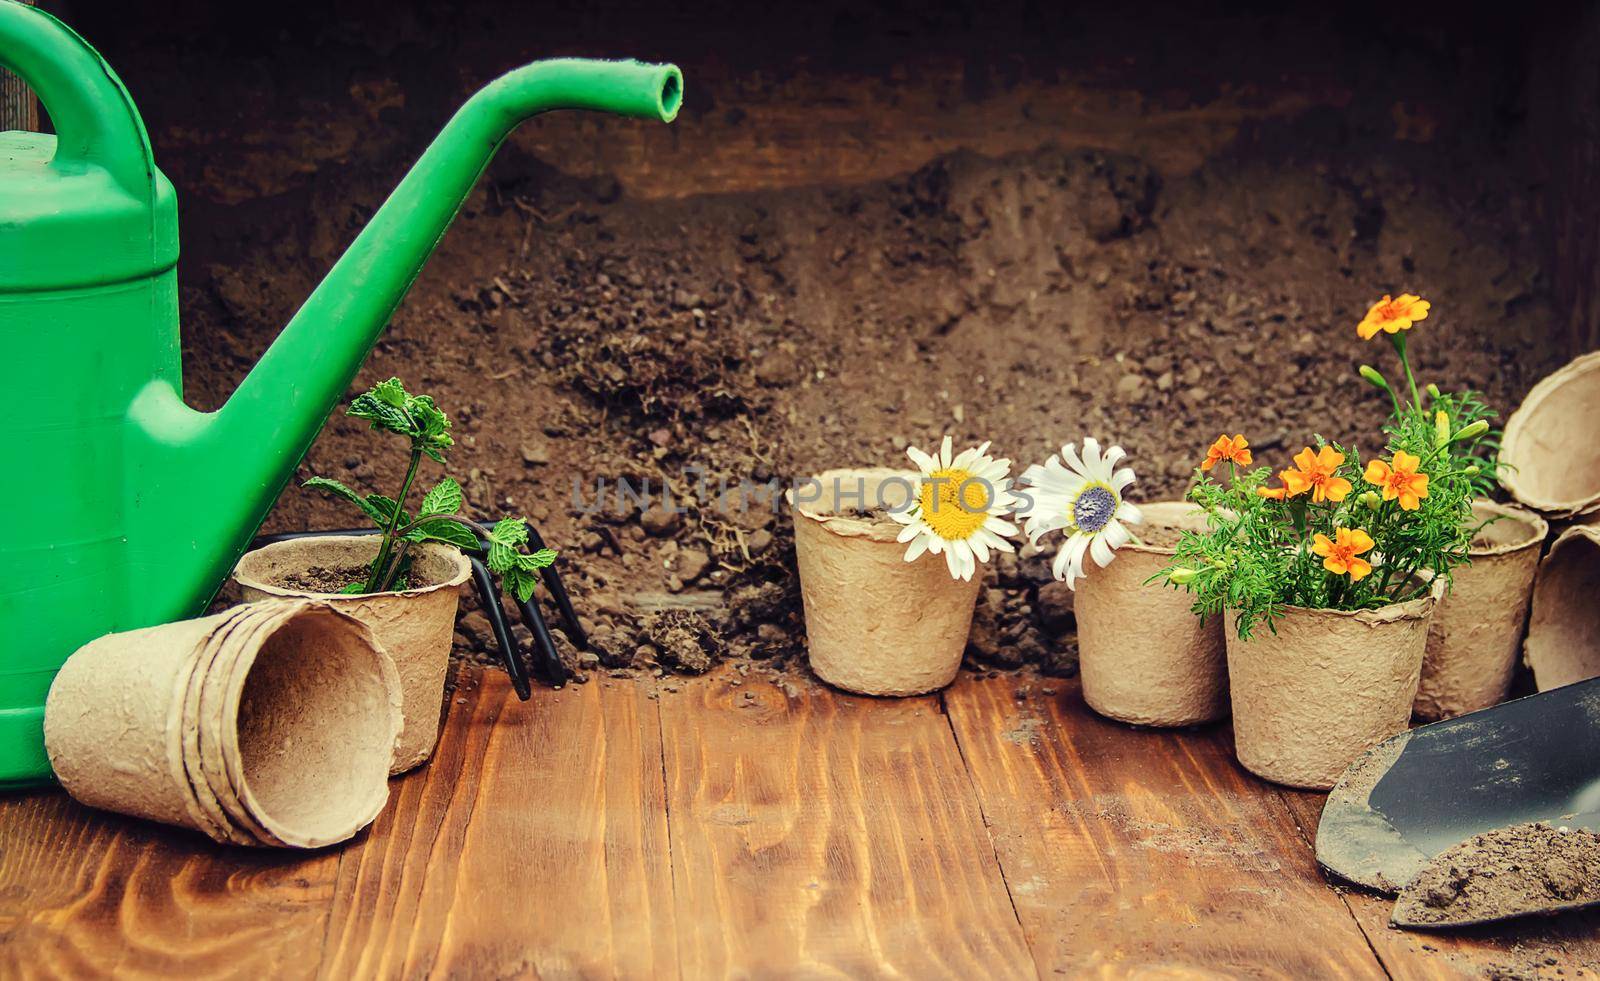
left=233, top=535, right=472, bottom=599
left=1242, top=582, right=1439, bottom=628
left=789, top=467, right=922, bottom=544
left=1466, top=499, right=1548, bottom=558
left=177, top=606, right=260, bottom=845
left=1500, top=349, right=1600, bottom=518
left=1525, top=525, right=1600, bottom=692
left=201, top=603, right=302, bottom=846
left=227, top=603, right=399, bottom=849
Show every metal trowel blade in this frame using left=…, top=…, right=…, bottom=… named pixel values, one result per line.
left=1315, top=677, right=1600, bottom=894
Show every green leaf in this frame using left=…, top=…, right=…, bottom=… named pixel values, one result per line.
left=488, top=517, right=529, bottom=549
left=420, top=477, right=463, bottom=516
left=365, top=494, right=411, bottom=527
left=304, top=477, right=387, bottom=527
left=501, top=565, right=538, bottom=603
left=407, top=517, right=480, bottom=551
left=337, top=581, right=367, bottom=595
left=486, top=540, right=518, bottom=575
left=372, top=377, right=409, bottom=408
left=519, top=547, right=558, bottom=571
left=348, top=391, right=415, bottom=438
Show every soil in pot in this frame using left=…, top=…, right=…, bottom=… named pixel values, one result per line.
left=233, top=536, right=471, bottom=774
left=1226, top=591, right=1435, bottom=791
left=1075, top=501, right=1227, bottom=727
left=1524, top=525, right=1600, bottom=692
left=1414, top=501, right=1548, bottom=721
left=792, top=468, right=982, bottom=696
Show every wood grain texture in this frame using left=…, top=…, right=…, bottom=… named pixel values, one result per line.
left=942, top=675, right=1387, bottom=979
left=0, top=790, right=337, bottom=979
left=318, top=666, right=678, bottom=979
left=658, top=671, right=1036, bottom=979
left=1279, top=789, right=1600, bottom=980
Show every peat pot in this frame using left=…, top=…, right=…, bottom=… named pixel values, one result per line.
left=1076, top=502, right=1227, bottom=726
left=791, top=468, right=982, bottom=696
left=1414, top=501, right=1548, bottom=721
left=234, top=536, right=471, bottom=774
left=1225, top=590, right=1436, bottom=790
left=44, top=600, right=400, bottom=847
left=1524, top=526, right=1600, bottom=691
left=1500, top=350, right=1600, bottom=521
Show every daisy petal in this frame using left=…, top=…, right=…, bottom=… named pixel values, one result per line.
left=1090, top=533, right=1115, bottom=567
left=904, top=537, right=930, bottom=562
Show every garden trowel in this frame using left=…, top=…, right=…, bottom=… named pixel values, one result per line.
left=1315, top=677, right=1600, bottom=916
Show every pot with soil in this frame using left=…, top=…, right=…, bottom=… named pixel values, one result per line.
left=1412, top=500, right=1548, bottom=721
left=1075, top=501, right=1227, bottom=727
left=791, top=468, right=983, bottom=696
left=233, top=535, right=471, bottom=774
left=1225, top=589, right=1437, bottom=790
left=1523, top=525, right=1600, bottom=691
left=1500, top=350, right=1600, bottom=521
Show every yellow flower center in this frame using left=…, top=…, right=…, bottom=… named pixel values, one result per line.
left=917, top=467, right=990, bottom=540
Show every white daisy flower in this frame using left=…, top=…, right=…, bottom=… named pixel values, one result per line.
left=888, top=435, right=1020, bottom=581
left=1016, top=437, right=1142, bottom=589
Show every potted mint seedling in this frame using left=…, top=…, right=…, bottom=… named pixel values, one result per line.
left=233, top=379, right=555, bottom=774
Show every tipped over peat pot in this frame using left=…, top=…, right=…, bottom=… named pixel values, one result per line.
left=1413, top=500, right=1548, bottom=721
left=1075, top=502, right=1227, bottom=727
left=1524, top=525, right=1600, bottom=691
left=791, top=468, right=982, bottom=696
left=1225, top=589, right=1437, bottom=790
left=1500, top=350, right=1600, bottom=521
left=233, top=536, right=471, bottom=774
left=44, top=600, right=400, bottom=847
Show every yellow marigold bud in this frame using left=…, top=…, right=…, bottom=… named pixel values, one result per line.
left=1360, top=490, right=1381, bottom=509
left=1426, top=383, right=1442, bottom=402
left=1452, top=420, right=1490, bottom=443
left=1464, top=465, right=1480, bottom=476
left=1435, top=411, right=1451, bottom=448
left=1168, top=567, right=1200, bottom=586
left=1358, top=365, right=1392, bottom=392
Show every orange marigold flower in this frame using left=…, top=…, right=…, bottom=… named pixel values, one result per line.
left=1364, top=450, right=1431, bottom=511
left=1357, top=293, right=1430, bottom=340
left=1311, top=527, right=1376, bottom=581
left=1281, top=446, right=1354, bottom=503
left=1201, top=434, right=1253, bottom=470
left=1256, top=483, right=1288, bottom=500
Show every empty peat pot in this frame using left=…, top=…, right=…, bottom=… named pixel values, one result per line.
left=791, top=468, right=982, bottom=696
left=1500, top=350, right=1600, bottom=520
left=234, top=536, right=471, bottom=774
left=1075, top=501, right=1227, bottom=727
left=1524, top=525, right=1600, bottom=691
left=1225, top=588, right=1437, bottom=791
left=1414, top=500, right=1548, bottom=721
left=44, top=600, right=400, bottom=847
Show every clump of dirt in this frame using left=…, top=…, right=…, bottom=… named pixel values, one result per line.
left=641, top=609, right=726, bottom=674
left=1394, top=823, right=1600, bottom=928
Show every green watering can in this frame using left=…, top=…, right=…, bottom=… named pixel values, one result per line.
left=0, top=1, right=681, bottom=787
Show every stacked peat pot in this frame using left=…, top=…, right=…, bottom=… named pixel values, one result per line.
left=1502, top=350, right=1600, bottom=693
left=45, top=601, right=400, bottom=847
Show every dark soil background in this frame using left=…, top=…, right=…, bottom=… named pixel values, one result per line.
left=50, top=0, right=1591, bottom=683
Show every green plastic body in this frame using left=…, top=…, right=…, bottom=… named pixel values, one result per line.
left=0, top=0, right=681, bottom=787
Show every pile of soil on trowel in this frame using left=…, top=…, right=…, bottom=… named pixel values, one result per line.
left=1394, top=824, right=1600, bottom=929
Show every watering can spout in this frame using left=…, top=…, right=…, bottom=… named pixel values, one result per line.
left=131, top=57, right=682, bottom=609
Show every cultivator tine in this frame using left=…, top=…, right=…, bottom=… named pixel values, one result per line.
left=525, top=522, right=586, bottom=650
left=468, top=555, right=531, bottom=700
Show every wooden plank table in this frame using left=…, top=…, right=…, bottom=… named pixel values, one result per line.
left=0, top=666, right=1595, bottom=979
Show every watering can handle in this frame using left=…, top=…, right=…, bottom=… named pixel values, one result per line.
left=0, top=0, right=155, bottom=198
